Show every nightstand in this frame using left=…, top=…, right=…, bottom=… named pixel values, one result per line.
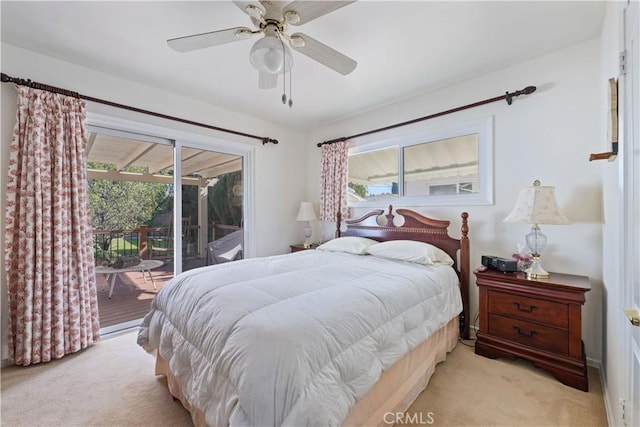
left=290, top=244, right=316, bottom=252
left=474, top=269, right=590, bottom=391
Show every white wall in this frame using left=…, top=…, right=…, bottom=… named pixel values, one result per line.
left=306, top=39, right=604, bottom=363
left=0, top=44, right=309, bottom=361
left=599, top=2, right=626, bottom=425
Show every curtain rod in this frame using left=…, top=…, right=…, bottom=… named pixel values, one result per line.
left=0, top=72, right=279, bottom=145
left=317, top=85, right=537, bottom=147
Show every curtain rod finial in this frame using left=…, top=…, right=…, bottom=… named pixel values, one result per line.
left=262, top=137, right=278, bottom=145
left=505, top=85, right=537, bottom=105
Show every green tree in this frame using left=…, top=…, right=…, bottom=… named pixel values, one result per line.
left=88, top=162, right=171, bottom=231
left=348, top=182, right=367, bottom=198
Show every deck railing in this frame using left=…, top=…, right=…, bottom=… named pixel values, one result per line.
left=92, top=226, right=189, bottom=260
left=93, top=223, right=239, bottom=260
left=93, top=229, right=141, bottom=258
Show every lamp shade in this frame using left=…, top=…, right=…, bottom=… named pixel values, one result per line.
left=296, top=202, right=317, bottom=222
left=503, top=180, right=569, bottom=225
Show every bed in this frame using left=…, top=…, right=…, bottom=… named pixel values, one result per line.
left=137, top=206, right=470, bottom=426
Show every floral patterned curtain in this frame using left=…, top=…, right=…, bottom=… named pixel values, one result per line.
left=5, top=86, right=100, bottom=366
left=319, top=139, right=349, bottom=223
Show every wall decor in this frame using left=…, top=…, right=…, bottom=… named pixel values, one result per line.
left=590, top=77, right=619, bottom=161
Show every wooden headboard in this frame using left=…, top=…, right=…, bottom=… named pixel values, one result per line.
left=337, top=205, right=470, bottom=339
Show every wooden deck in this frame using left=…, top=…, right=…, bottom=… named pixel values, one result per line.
left=96, top=263, right=174, bottom=328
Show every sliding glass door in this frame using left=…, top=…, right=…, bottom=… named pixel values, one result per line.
left=179, top=145, right=244, bottom=273
left=86, top=125, right=247, bottom=334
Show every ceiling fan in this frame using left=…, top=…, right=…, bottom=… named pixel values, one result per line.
left=167, top=1, right=358, bottom=100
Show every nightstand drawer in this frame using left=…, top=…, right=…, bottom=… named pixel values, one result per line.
left=488, top=314, right=568, bottom=355
left=488, top=290, right=568, bottom=328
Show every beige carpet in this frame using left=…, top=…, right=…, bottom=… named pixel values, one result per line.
left=400, top=341, right=606, bottom=427
left=1, top=332, right=607, bottom=426
left=1, top=330, right=192, bottom=427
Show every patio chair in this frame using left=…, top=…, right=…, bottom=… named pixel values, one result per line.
left=150, top=222, right=173, bottom=262
left=150, top=216, right=192, bottom=262
left=206, top=229, right=243, bottom=265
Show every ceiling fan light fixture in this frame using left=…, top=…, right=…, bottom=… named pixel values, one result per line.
left=249, top=35, right=293, bottom=74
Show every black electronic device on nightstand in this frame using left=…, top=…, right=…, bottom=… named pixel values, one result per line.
left=481, top=255, right=518, bottom=272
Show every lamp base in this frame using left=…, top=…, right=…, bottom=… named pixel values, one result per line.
left=303, top=225, right=312, bottom=248
left=524, top=255, right=550, bottom=279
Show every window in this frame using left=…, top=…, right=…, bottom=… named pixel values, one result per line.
left=348, top=147, right=398, bottom=202
left=347, top=117, right=493, bottom=206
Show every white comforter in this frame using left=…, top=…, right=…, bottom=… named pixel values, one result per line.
left=138, top=250, right=462, bottom=426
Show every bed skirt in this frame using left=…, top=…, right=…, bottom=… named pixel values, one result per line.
left=154, top=316, right=459, bottom=427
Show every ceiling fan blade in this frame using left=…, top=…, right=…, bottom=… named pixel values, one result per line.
left=290, top=33, right=357, bottom=75
left=167, top=27, right=252, bottom=52
left=258, top=72, right=278, bottom=89
left=284, top=1, right=356, bottom=25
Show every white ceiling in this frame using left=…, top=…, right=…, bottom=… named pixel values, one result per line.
left=1, top=1, right=606, bottom=130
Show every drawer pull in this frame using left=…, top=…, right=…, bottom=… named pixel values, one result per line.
left=512, top=326, right=537, bottom=338
left=512, top=302, right=537, bottom=313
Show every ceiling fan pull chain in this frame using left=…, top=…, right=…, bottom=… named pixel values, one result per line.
left=281, top=74, right=287, bottom=104
left=288, top=68, right=293, bottom=108
left=278, top=31, right=287, bottom=105
left=276, top=30, right=293, bottom=109
left=281, top=71, right=287, bottom=105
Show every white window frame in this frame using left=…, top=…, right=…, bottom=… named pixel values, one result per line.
left=348, top=116, right=494, bottom=207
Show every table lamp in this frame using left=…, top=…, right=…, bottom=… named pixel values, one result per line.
left=296, top=202, right=317, bottom=248
left=503, top=180, right=570, bottom=279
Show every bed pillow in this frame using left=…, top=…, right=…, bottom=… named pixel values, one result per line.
left=316, top=236, right=379, bottom=255
left=365, top=240, right=455, bottom=266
